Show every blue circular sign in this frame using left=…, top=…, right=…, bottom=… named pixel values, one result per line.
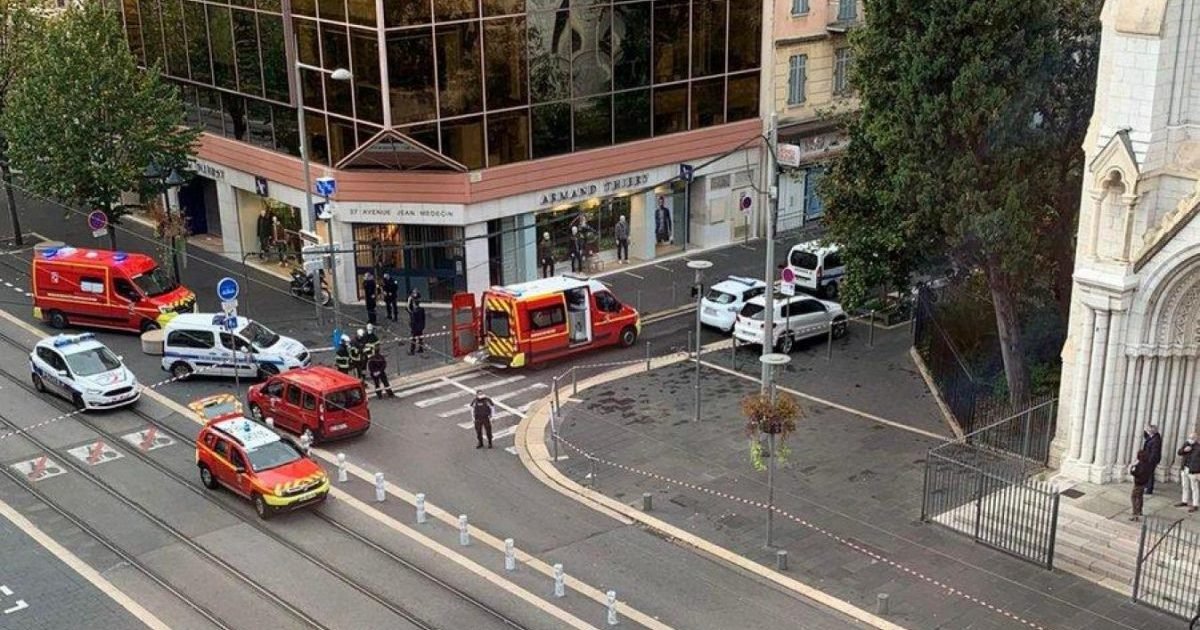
left=216, top=277, right=239, bottom=301
left=87, top=211, right=107, bottom=231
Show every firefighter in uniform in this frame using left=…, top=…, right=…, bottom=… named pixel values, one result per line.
left=349, top=329, right=366, bottom=380
left=334, top=335, right=351, bottom=374
left=363, top=323, right=380, bottom=359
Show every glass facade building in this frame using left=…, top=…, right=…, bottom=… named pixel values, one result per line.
left=118, top=0, right=762, bottom=171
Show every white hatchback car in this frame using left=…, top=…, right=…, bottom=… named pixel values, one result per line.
left=30, top=333, right=140, bottom=410
left=700, top=276, right=768, bottom=333
left=733, top=293, right=848, bottom=353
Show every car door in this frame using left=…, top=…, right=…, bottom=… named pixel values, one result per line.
left=299, top=390, right=319, bottom=434
left=228, top=447, right=254, bottom=498
left=259, top=378, right=286, bottom=422
left=793, top=299, right=828, bottom=339
left=219, top=332, right=255, bottom=377
left=277, top=384, right=303, bottom=433
left=208, top=435, right=239, bottom=490
left=168, top=329, right=220, bottom=375
left=112, top=278, right=144, bottom=329
left=35, top=347, right=71, bottom=397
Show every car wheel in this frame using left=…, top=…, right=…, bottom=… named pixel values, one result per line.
left=258, top=363, right=280, bottom=379
left=832, top=318, right=848, bottom=339
left=32, top=373, right=46, bottom=393
left=71, top=393, right=85, bottom=410
left=169, top=362, right=193, bottom=380
left=824, top=282, right=840, bottom=301
left=48, top=310, right=68, bottom=329
left=199, top=465, right=219, bottom=490
left=319, top=289, right=333, bottom=307
left=249, top=403, right=264, bottom=422
left=140, top=319, right=160, bottom=333
left=619, top=326, right=637, bottom=348
left=776, top=333, right=795, bottom=354
left=254, top=494, right=273, bottom=520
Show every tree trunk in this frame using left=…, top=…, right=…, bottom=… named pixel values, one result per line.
left=984, top=264, right=1031, bottom=406
left=0, top=159, right=21, bottom=247
left=107, top=222, right=116, bottom=249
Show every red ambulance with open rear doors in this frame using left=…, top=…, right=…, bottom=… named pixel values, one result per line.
left=451, top=275, right=640, bottom=368
left=32, top=245, right=196, bottom=333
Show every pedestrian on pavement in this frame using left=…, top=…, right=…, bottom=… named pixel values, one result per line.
left=366, top=350, right=394, bottom=399
left=362, top=323, right=380, bottom=358
left=1143, top=424, right=1163, bottom=494
left=334, top=334, right=351, bottom=374
left=382, top=272, right=399, bottom=321
left=409, top=303, right=426, bottom=354
left=1177, top=433, right=1200, bottom=512
left=256, top=209, right=272, bottom=260
left=469, top=391, right=494, bottom=449
left=272, top=216, right=287, bottom=265
left=350, top=329, right=366, bottom=380
left=1130, top=449, right=1154, bottom=521
left=615, top=215, right=629, bottom=263
left=406, top=289, right=421, bottom=318
left=569, top=226, right=584, bottom=273
left=363, top=272, right=378, bottom=325
left=538, top=232, right=554, bottom=278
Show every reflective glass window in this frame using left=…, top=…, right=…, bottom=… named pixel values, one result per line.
left=223, top=94, right=247, bottom=140
left=652, top=0, right=688, bottom=84
left=328, top=117, right=356, bottom=164
left=301, top=67, right=324, bottom=109
left=208, top=5, right=237, bottom=90
left=527, top=10, right=569, bottom=102
left=387, top=28, right=437, bottom=124
left=197, top=88, right=224, bottom=134
left=691, top=0, right=726, bottom=78
left=571, top=4, right=612, bottom=97
left=573, top=95, right=611, bottom=151
left=385, top=1, right=431, bottom=27
left=726, top=72, right=758, bottom=121
left=295, top=19, right=320, bottom=67
left=691, top=77, right=724, bottom=128
left=292, top=0, right=316, bottom=17
left=321, top=23, right=353, bottom=117
left=483, top=0, right=523, bottom=16
left=123, top=0, right=144, bottom=64
left=246, top=98, right=275, bottom=150
left=652, top=83, right=687, bottom=135
left=727, top=0, right=761, bottom=71
left=259, top=15, right=289, bottom=102
left=232, top=9, right=262, bottom=97
left=305, top=112, right=330, bottom=164
left=257, top=0, right=281, bottom=11
left=486, top=108, right=530, bottom=167
left=272, top=104, right=301, bottom=156
left=179, top=82, right=200, bottom=126
left=531, top=102, right=570, bottom=158
left=399, top=122, right=440, bottom=153
left=435, top=0, right=478, bottom=21
left=161, top=0, right=188, bottom=79
left=350, top=28, right=383, bottom=124
left=440, top=116, right=485, bottom=170
left=318, top=0, right=346, bottom=22
left=612, top=1, right=650, bottom=90
left=183, top=1, right=211, bottom=83
left=526, top=0, right=567, bottom=9
left=484, top=17, right=527, bottom=110
left=612, top=89, right=650, bottom=143
left=131, top=0, right=157, bottom=67
left=345, top=0, right=376, bottom=26
left=436, top=22, right=482, bottom=117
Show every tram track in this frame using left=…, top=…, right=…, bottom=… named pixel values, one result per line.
left=0, top=327, right=534, bottom=630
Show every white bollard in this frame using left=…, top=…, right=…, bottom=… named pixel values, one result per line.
left=458, top=514, right=470, bottom=546
left=374, top=472, right=386, bottom=502
left=416, top=493, right=426, bottom=524
left=606, top=590, right=618, bottom=626
left=504, top=538, right=516, bottom=572
left=300, top=429, right=313, bottom=454
left=336, top=452, right=347, bottom=483
left=265, top=417, right=275, bottom=429
left=553, top=563, right=565, bottom=598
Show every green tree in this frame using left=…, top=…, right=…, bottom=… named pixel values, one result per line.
left=0, top=0, right=43, bottom=247
left=2, top=0, right=197, bottom=249
left=820, top=0, right=1101, bottom=405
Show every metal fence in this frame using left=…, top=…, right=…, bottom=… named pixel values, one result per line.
left=921, top=400, right=1061, bottom=569
left=912, top=287, right=980, bottom=428
left=1133, top=516, right=1200, bottom=620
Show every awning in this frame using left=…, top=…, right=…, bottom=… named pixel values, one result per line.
left=335, top=128, right=468, bottom=172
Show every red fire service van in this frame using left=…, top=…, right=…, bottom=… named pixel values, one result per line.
left=451, top=275, right=640, bottom=368
left=32, top=245, right=195, bottom=333
left=246, top=366, right=371, bottom=442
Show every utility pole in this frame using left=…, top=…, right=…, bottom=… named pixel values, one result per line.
left=687, top=259, right=712, bottom=422
left=760, top=112, right=780, bottom=395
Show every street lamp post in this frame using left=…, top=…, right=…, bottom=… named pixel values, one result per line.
left=142, top=162, right=187, bottom=284
left=759, top=352, right=791, bottom=548
left=687, top=259, right=712, bottom=423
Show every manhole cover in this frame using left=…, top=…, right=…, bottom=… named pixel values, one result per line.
left=1061, top=488, right=1085, bottom=499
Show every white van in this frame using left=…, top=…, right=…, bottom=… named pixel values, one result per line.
left=786, top=241, right=845, bottom=300
left=161, top=313, right=310, bottom=380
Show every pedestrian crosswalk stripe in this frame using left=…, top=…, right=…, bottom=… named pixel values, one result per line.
left=456, top=404, right=533, bottom=429
left=414, top=375, right=525, bottom=408
left=437, top=383, right=547, bottom=418
left=489, top=425, right=518, bottom=440
left=393, top=371, right=487, bottom=399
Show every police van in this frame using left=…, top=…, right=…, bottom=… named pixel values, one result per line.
left=161, top=313, right=311, bottom=380
left=30, top=333, right=140, bottom=410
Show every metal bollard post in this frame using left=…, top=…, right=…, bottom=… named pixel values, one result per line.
left=572, top=368, right=578, bottom=395
left=671, top=281, right=676, bottom=305
left=826, top=320, right=834, bottom=361
left=642, top=492, right=652, bottom=511
left=589, top=456, right=598, bottom=489
left=636, top=289, right=641, bottom=313
left=776, top=549, right=788, bottom=571
left=553, top=563, right=566, bottom=598
left=876, top=593, right=890, bottom=615
left=606, top=590, right=618, bottom=626
left=645, top=341, right=651, bottom=372
left=441, top=325, right=450, bottom=364
left=687, top=329, right=693, bottom=357
left=868, top=310, right=876, bottom=348
left=374, top=472, right=386, bottom=502
left=504, top=538, right=516, bottom=571
left=550, top=406, right=560, bottom=462
left=336, top=452, right=347, bottom=483
left=300, top=428, right=313, bottom=454
left=731, top=337, right=737, bottom=368
left=415, top=492, right=427, bottom=524
left=458, top=514, right=470, bottom=546
left=265, top=417, right=275, bottom=429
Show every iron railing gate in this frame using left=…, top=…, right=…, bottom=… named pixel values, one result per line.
left=1133, top=516, right=1200, bottom=620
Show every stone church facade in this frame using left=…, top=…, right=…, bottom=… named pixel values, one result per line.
left=1053, top=0, right=1200, bottom=483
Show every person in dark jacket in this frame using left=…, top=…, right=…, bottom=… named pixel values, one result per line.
left=406, top=289, right=421, bottom=317
left=382, top=273, right=399, bottom=321
left=1142, top=425, right=1163, bottom=494
left=409, top=304, right=426, bottom=354
left=363, top=272, right=378, bottom=325
left=255, top=209, right=273, bottom=260
left=614, top=215, right=629, bottom=263
left=1130, top=449, right=1154, bottom=521
left=538, top=232, right=554, bottom=278
left=366, top=351, right=393, bottom=398
left=569, top=226, right=584, bottom=273
left=468, top=391, right=494, bottom=449
left=334, top=335, right=351, bottom=374
left=1177, top=433, right=1200, bottom=512
left=349, top=329, right=366, bottom=380
left=362, top=323, right=380, bottom=358
left=654, top=196, right=671, bottom=244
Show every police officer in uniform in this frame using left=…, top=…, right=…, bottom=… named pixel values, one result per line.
left=363, top=272, right=378, bottom=325
left=350, top=329, right=366, bottom=380
left=334, top=334, right=351, bottom=374
left=469, top=391, right=495, bottom=449
left=538, top=232, right=554, bottom=278
left=366, top=349, right=394, bottom=398
left=409, top=303, right=426, bottom=354
left=363, top=323, right=380, bottom=359
left=382, top=272, right=399, bottom=321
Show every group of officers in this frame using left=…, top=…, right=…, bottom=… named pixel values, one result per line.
left=332, top=285, right=428, bottom=399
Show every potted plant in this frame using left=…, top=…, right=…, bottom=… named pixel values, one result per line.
left=741, top=392, right=802, bottom=471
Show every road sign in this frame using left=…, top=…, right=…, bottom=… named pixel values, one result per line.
left=221, top=299, right=238, bottom=315
left=315, top=176, right=336, bottom=198
left=216, top=277, right=239, bottom=302
left=780, top=267, right=796, bottom=296
left=739, top=192, right=753, bottom=215
left=315, top=201, right=332, bottom=221
left=87, top=211, right=107, bottom=238
left=777, top=143, right=801, bottom=168
left=680, top=163, right=695, bottom=183
left=254, top=176, right=269, bottom=197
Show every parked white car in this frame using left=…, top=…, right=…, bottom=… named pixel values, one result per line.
left=700, top=276, right=768, bottom=333
left=30, top=333, right=140, bottom=410
left=786, top=240, right=845, bottom=300
left=161, top=313, right=310, bottom=380
left=733, top=293, right=848, bottom=353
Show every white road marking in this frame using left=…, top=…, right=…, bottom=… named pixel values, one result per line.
left=490, top=425, right=518, bottom=440
left=438, top=383, right=547, bottom=418
left=654, top=264, right=671, bottom=271
left=414, top=375, right=524, bottom=408
left=456, top=402, right=534, bottom=428
left=441, top=377, right=532, bottom=419
left=10, top=286, right=22, bottom=293
left=0, top=585, right=11, bottom=596
left=393, top=371, right=487, bottom=399
left=623, top=271, right=645, bottom=280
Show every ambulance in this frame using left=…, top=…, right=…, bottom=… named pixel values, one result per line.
left=32, top=245, right=196, bottom=333
left=451, top=275, right=640, bottom=368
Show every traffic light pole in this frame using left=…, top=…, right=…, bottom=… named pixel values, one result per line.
left=761, top=113, right=779, bottom=395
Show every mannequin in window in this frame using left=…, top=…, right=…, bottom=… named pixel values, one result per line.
left=655, top=196, right=672, bottom=244
left=256, top=208, right=272, bottom=260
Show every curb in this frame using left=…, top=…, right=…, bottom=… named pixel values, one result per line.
left=908, top=348, right=964, bottom=439
left=514, top=356, right=909, bottom=630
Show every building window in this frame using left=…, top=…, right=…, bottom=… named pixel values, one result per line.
left=792, top=0, right=809, bottom=16
left=837, top=0, right=858, bottom=22
left=787, top=55, right=806, bottom=105
left=833, top=48, right=853, bottom=95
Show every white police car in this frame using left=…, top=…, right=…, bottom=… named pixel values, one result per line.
left=30, top=333, right=140, bottom=410
left=161, top=313, right=310, bottom=380
left=700, top=276, right=768, bottom=333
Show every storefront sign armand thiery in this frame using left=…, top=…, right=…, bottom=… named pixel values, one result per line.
left=537, top=173, right=650, bottom=207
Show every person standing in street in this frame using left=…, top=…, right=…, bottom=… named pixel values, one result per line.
left=1130, top=449, right=1154, bottom=521
left=538, top=232, right=554, bottom=278
left=366, top=350, right=394, bottom=398
left=334, top=335, right=351, bottom=374
left=350, top=329, right=366, bottom=380
left=363, top=272, right=378, bottom=325
left=362, top=323, right=380, bottom=359
left=406, top=289, right=421, bottom=317
left=569, top=226, right=584, bottom=273
left=1177, top=433, right=1200, bottom=512
left=1143, top=425, right=1163, bottom=494
left=615, top=215, right=629, bottom=264
left=469, top=391, right=494, bottom=449
left=382, top=272, right=399, bottom=321
left=409, top=303, right=426, bottom=354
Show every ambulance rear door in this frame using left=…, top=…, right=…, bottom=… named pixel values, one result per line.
left=450, top=292, right=479, bottom=357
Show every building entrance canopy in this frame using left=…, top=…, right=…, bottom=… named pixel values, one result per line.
left=336, top=129, right=467, bottom=172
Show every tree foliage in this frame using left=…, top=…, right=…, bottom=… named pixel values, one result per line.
left=2, top=0, right=197, bottom=247
left=820, top=0, right=1101, bottom=403
left=0, top=0, right=43, bottom=245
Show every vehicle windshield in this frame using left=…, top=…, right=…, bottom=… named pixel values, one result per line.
left=242, top=321, right=280, bottom=348
left=705, top=289, right=736, bottom=304
left=789, top=251, right=819, bottom=270
left=740, top=304, right=766, bottom=321
left=326, top=387, right=365, bottom=410
left=132, top=266, right=179, bottom=297
left=64, top=346, right=122, bottom=377
left=246, top=440, right=302, bottom=472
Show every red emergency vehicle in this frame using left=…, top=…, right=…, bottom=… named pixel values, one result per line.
left=32, top=245, right=195, bottom=333
left=246, top=367, right=371, bottom=442
left=452, top=275, right=640, bottom=368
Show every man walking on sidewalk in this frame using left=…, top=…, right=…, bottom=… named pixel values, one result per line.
left=1177, top=432, right=1200, bottom=512
left=409, top=303, right=426, bottom=354
left=1143, top=425, right=1163, bottom=494
left=469, top=391, right=494, bottom=449
left=1130, top=449, right=1153, bottom=521
left=366, top=351, right=394, bottom=399
left=382, top=272, right=399, bottom=321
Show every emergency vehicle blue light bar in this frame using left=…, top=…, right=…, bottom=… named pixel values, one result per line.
left=52, top=333, right=95, bottom=347
left=113, top=251, right=128, bottom=262
left=41, top=247, right=58, bottom=259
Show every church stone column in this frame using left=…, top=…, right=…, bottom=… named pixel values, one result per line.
left=1080, top=309, right=1111, bottom=467
left=1093, top=310, right=1125, bottom=477
left=1067, top=306, right=1097, bottom=461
